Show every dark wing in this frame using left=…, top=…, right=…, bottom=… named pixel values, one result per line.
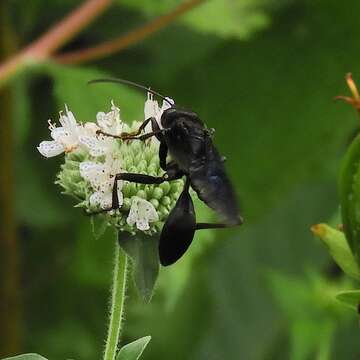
left=159, top=183, right=196, bottom=266
left=189, top=138, right=241, bottom=225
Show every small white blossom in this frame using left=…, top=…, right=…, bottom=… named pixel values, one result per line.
left=37, top=106, right=83, bottom=157
left=96, top=101, right=123, bottom=135
left=79, top=133, right=115, bottom=157
left=80, top=155, right=123, bottom=209
left=127, top=196, right=159, bottom=231
left=79, top=102, right=122, bottom=156
left=144, top=93, right=174, bottom=132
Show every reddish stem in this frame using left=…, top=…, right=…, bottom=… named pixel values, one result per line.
left=0, top=0, right=113, bottom=86
left=55, top=0, right=205, bottom=65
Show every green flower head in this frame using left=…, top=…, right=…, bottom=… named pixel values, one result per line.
left=38, top=95, right=183, bottom=236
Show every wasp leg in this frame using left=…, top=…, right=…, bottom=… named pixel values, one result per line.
left=112, top=169, right=184, bottom=206
left=128, top=129, right=166, bottom=141
left=159, top=141, right=168, bottom=170
left=195, top=217, right=243, bottom=230
left=119, top=117, right=167, bottom=141
left=96, top=117, right=157, bottom=139
left=87, top=165, right=184, bottom=216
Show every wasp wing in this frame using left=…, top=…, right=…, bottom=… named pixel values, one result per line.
left=159, top=184, right=196, bottom=266
left=189, top=139, right=241, bottom=225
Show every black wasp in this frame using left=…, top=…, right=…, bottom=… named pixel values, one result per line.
left=90, top=78, right=243, bottom=266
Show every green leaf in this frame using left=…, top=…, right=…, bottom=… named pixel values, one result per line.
left=118, top=0, right=279, bottom=39
left=45, top=63, right=145, bottom=122
left=2, top=354, right=47, bottom=360
left=116, top=336, right=151, bottom=360
left=339, top=132, right=360, bottom=266
left=118, top=232, right=159, bottom=302
left=90, top=215, right=109, bottom=240
left=336, top=290, right=360, bottom=311
left=311, top=223, right=360, bottom=280
left=182, top=0, right=270, bottom=39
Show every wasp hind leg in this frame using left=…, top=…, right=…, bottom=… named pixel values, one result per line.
left=195, top=217, right=243, bottom=230
left=87, top=169, right=184, bottom=216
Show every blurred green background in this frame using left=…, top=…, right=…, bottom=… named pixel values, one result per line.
left=1, top=0, right=360, bottom=359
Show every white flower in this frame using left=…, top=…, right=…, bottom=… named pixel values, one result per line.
left=96, top=101, right=123, bottom=135
left=127, top=196, right=159, bottom=231
left=80, top=155, right=123, bottom=209
left=78, top=102, right=122, bottom=157
left=144, top=92, right=174, bottom=132
left=37, top=106, right=83, bottom=157
left=79, top=132, right=115, bottom=157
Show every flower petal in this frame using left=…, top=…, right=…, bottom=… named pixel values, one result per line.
left=145, top=203, right=159, bottom=222
left=89, top=191, right=103, bottom=207
left=99, top=191, right=112, bottom=209
left=126, top=196, right=158, bottom=231
left=37, top=141, right=64, bottom=157
left=79, top=136, right=106, bottom=157
left=79, top=161, right=107, bottom=184
left=96, top=112, right=107, bottom=127
left=144, top=94, right=160, bottom=120
left=60, top=106, right=78, bottom=130
left=50, top=126, right=68, bottom=141
left=96, top=102, right=122, bottom=135
left=79, top=135, right=108, bottom=157
left=136, top=219, right=150, bottom=231
left=117, top=188, right=124, bottom=207
left=83, top=122, right=100, bottom=134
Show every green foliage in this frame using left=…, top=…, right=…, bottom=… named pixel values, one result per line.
left=311, top=223, right=360, bottom=280
left=6, top=0, right=360, bottom=359
left=118, top=232, right=159, bottom=302
left=339, top=132, right=360, bottom=265
left=46, top=63, right=145, bottom=122
left=336, top=290, right=360, bottom=311
left=118, top=0, right=288, bottom=39
left=2, top=355, right=47, bottom=360
left=268, top=271, right=350, bottom=360
left=116, top=336, right=151, bottom=360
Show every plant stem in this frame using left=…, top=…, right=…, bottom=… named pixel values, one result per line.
left=54, top=0, right=205, bottom=65
left=0, top=0, right=112, bottom=87
left=104, top=240, right=129, bottom=360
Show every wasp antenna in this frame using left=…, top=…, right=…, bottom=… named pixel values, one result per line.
left=88, top=78, right=174, bottom=106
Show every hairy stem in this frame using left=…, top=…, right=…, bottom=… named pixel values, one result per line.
left=0, top=0, right=112, bottom=87
left=55, top=0, right=205, bottom=65
left=104, top=240, right=129, bottom=360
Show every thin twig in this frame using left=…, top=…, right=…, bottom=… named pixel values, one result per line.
left=55, top=0, right=205, bottom=65
left=0, top=0, right=113, bottom=86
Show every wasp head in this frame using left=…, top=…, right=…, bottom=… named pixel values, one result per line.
left=161, top=108, right=203, bottom=128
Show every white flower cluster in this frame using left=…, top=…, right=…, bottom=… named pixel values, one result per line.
left=38, top=95, right=181, bottom=234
